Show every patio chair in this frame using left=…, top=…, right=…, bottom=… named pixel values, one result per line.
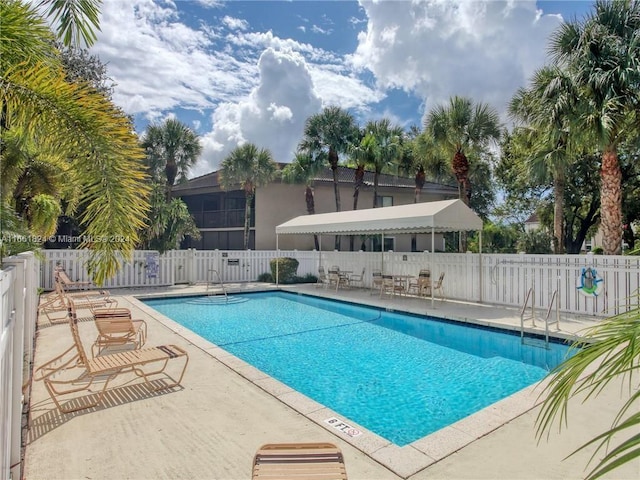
left=92, top=307, right=148, bottom=357
left=316, top=266, right=330, bottom=288
left=407, top=269, right=431, bottom=297
left=328, top=267, right=349, bottom=292
left=348, top=268, right=365, bottom=288
left=35, top=298, right=188, bottom=414
left=39, top=280, right=117, bottom=322
left=56, top=268, right=92, bottom=290
left=252, top=442, right=348, bottom=479
left=432, top=272, right=445, bottom=300
left=370, top=270, right=383, bottom=295
left=380, top=275, right=405, bottom=298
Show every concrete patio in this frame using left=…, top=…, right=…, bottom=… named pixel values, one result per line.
left=22, top=283, right=640, bottom=479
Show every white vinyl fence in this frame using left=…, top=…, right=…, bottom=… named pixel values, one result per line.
left=1, top=248, right=639, bottom=480
left=41, top=249, right=640, bottom=317
left=1, top=252, right=39, bottom=480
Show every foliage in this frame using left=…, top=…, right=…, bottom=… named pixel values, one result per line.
left=424, top=95, right=501, bottom=205
left=269, top=257, right=299, bottom=283
left=549, top=0, right=640, bottom=254
left=298, top=106, right=358, bottom=250
left=219, top=143, right=279, bottom=250
left=141, top=118, right=202, bottom=198
left=467, top=221, right=520, bottom=253
left=516, top=230, right=553, bottom=254
left=138, top=183, right=200, bottom=253
left=38, top=0, right=102, bottom=48
left=1, top=0, right=149, bottom=284
left=537, top=293, right=640, bottom=480
left=257, top=272, right=273, bottom=283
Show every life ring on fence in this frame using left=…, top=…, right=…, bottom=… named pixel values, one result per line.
left=576, top=266, right=604, bottom=298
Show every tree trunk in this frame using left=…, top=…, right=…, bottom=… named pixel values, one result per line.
left=329, top=147, right=341, bottom=250
left=600, top=147, right=623, bottom=255
left=412, top=167, right=426, bottom=251
left=243, top=192, right=253, bottom=250
left=351, top=165, right=365, bottom=251
left=305, top=185, right=320, bottom=251
left=165, top=160, right=177, bottom=201
left=452, top=149, right=470, bottom=205
left=553, top=169, right=565, bottom=254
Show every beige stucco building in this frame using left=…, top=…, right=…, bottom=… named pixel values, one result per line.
left=173, top=165, right=458, bottom=252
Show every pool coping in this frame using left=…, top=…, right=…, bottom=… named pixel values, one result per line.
left=129, top=289, right=558, bottom=478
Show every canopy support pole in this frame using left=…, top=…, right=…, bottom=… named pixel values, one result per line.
left=431, top=227, right=435, bottom=309
left=276, top=234, right=279, bottom=286
left=381, top=232, right=385, bottom=273
left=479, top=230, right=483, bottom=303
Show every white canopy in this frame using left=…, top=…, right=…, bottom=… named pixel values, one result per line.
left=275, top=199, right=482, bottom=235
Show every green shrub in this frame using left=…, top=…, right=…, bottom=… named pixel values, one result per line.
left=269, top=257, right=299, bottom=283
left=592, top=246, right=604, bottom=255
left=257, top=272, right=273, bottom=282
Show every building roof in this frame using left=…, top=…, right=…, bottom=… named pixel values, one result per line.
left=276, top=199, right=483, bottom=235
left=172, top=165, right=457, bottom=195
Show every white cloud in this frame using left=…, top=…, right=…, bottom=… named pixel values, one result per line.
left=350, top=0, right=564, bottom=120
left=193, top=48, right=323, bottom=176
left=222, top=15, right=249, bottom=31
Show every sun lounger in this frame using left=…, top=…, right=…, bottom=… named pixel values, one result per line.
left=55, top=268, right=92, bottom=290
left=92, top=307, right=147, bottom=356
left=252, top=443, right=348, bottom=479
left=38, top=280, right=117, bottom=322
left=35, top=298, right=188, bottom=414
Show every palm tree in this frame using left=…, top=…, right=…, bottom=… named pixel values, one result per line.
left=298, top=106, right=358, bottom=250
left=537, top=298, right=640, bottom=479
left=141, top=118, right=202, bottom=200
left=219, top=144, right=279, bottom=250
left=549, top=0, right=640, bottom=254
left=365, top=119, right=404, bottom=208
left=509, top=66, right=580, bottom=254
left=1, top=0, right=149, bottom=284
left=281, top=152, right=322, bottom=250
left=425, top=96, right=501, bottom=206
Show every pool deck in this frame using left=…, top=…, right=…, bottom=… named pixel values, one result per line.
left=23, top=282, right=640, bottom=479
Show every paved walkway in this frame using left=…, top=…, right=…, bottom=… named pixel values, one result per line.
left=22, top=283, right=639, bottom=479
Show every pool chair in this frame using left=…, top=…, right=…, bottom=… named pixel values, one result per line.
left=316, top=266, right=330, bottom=288
left=92, top=307, right=148, bottom=357
left=348, top=268, right=365, bottom=288
left=380, top=275, right=405, bottom=298
left=432, top=272, right=446, bottom=300
left=328, top=267, right=350, bottom=292
left=39, top=280, right=117, bottom=322
left=370, top=270, right=383, bottom=295
left=252, top=442, right=348, bottom=479
left=407, top=269, right=431, bottom=297
left=35, top=298, right=188, bottom=414
left=55, top=268, right=93, bottom=290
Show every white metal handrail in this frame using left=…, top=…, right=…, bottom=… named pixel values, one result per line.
left=520, top=287, right=537, bottom=344
left=207, top=269, right=227, bottom=300
left=544, top=289, right=561, bottom=345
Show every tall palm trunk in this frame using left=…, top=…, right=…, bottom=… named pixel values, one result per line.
left=411, top=166, right=426, bottom=251
left=305, top=185, right=320, bottom=250
left=553, top=168, right=565, bottom=254
left=165, top=159, right=177, bottom=200
left=328, top=146, right=341, bottom=250
left=350, top=164, right=365, bottom=250
left=600, top=147, right=623, bottom=255
left=452, top=149, right=470, bottom=251
left=243, top=188, right=253, bottom=250
left=452, top=148, right=470, bottom=205
left=373, top=169, right=381, bottom=208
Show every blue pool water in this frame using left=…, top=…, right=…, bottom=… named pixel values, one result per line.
left=143, top=291, right=571, bottom=446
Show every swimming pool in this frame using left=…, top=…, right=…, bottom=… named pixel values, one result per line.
left=143, top=291, right=572, bottom=446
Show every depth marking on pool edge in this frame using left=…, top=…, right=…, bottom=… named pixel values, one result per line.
left=324, top=417, right=363, bottom=438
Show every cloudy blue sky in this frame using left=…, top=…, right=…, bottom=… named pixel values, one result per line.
left=88, top=0, right=594, bottom=177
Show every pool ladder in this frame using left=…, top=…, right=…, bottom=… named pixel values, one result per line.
left=207, top=269, right=228, bottom=301
left=520, top=287, right=560, bottom=348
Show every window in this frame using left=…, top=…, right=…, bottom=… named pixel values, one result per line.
left=375, top=196, right=393, bottom=207
left=370, top=235, right=395, bottom=252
